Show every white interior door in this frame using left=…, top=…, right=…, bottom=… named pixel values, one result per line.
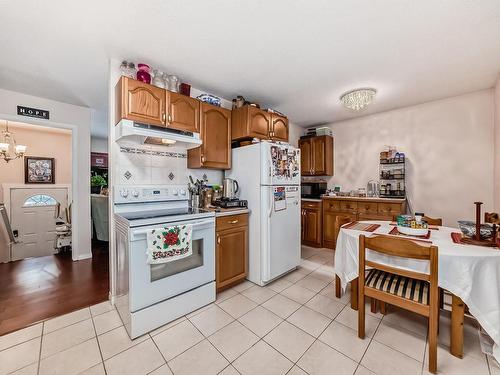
left=10, top=187, right=68, bottom=261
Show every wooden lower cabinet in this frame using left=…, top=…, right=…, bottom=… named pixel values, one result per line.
left=216, top=213, right=248, bottom=291
left=322, top=197, right=406, bottom=249
left=301, top=200, right=322, bottom=247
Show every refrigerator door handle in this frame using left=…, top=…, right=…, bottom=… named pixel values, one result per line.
left=0, top=204, right=17, bottom=244
left=268, top=187, right=274, bottom=218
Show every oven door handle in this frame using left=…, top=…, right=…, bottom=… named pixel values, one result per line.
left=130, top=218, right=215, bottom=238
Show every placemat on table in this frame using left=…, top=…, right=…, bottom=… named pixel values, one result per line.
left=389, top=222, right=439, bottom=230
left=451, top=232, right=500, bottom=247
left=343, top=221, right=381, bottom=232
left=388, top=226, right=431, bottom=239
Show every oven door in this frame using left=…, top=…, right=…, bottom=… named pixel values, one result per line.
left=128, top=217, right=215, bottom=312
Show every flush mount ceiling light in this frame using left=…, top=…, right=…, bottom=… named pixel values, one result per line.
left=340, top=88, right=377, bottom=111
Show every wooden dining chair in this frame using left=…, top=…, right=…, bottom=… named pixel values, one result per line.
left=358, top=235, right=439, bottom=373
left=334, top=215, right=354, bottom=299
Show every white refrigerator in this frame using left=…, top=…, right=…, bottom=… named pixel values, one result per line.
left=225, top=141, right=301, bottom=285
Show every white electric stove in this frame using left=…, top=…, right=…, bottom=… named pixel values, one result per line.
left=114, top=184, right=216, bottom=339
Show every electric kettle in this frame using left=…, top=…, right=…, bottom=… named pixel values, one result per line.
left=222, top=178, right=239, bottom=199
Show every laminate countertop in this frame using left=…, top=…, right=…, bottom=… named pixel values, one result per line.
left=301, top=198, right=322, bottom=202
left=206, top=207, right=250, bottom=217
left=321, top=195, right=406, bottom=204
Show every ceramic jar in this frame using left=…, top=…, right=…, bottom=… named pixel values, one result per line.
left=136, top=63, right=151, bottom=84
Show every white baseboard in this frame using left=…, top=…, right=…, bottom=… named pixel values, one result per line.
left=73, top=252, right=92, bottom=260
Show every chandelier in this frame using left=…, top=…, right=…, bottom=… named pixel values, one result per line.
left=340, top=88, right=377, bottom=111
left=0, top=121, right=27, bottom=163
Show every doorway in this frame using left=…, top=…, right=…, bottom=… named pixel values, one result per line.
left=0, top=120, right=109, bottom=335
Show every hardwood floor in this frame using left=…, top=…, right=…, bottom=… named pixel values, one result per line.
left=0, top=241, right=109, bottom=336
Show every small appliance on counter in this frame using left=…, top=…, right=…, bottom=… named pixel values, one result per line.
left=214, top=197, right=248, bottom=209
left=222, top=178, right=239, bottom=199
left=301, top=181, right=327, bottom=199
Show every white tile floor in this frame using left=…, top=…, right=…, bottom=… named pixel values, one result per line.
left=0, top=246, right=498, bottom=375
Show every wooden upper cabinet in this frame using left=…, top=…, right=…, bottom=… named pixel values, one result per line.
left=312, top=136, right=327, bottom=175
left=270, top=114, right=288, bottom=142
left=299, top=138, right=312, bottom=176
left=247, top=106, right=270, bottom=138
left=115, top=76, right=166, bottom=126
left=166, top=91, right=200, bottom=132
left=232, top=105, right=288, bottom=141
left=299, top=135, right=333, bottom=176
left=187, top=103, right=231, bottom=169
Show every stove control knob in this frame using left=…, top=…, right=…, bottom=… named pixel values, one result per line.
left=131, top=190, right=139, bottom=198
left=120, top=189, right=129, bottom=198
left=180, top=189, right=187, bottom=196
left=172, top=189, right=178, bottom=196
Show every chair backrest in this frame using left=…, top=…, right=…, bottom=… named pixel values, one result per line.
left=392, top=214, right=442, bottom=226
left=359, top=235, right=438, bottom=284
left=485, top=212, right=500, bottom=224
left=335, top=215, right=352, bottom=242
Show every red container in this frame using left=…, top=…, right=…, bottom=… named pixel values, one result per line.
left=179, top=83, right=191, bottom=96
left=136, top=63, right=151, bottom=84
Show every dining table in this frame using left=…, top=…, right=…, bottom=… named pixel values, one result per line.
left=334, top=220, right=500, bottom=363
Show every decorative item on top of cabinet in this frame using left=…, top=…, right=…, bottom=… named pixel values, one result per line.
left=115, top=76, right=166, bottom=126
left=216, top=213, right=249, bottom=291
left=167, top=91, right=200, bottom=133
left=301, top=200, right=322, bottom=247
left=299, top=135, right=333, bottom=176
left=231, top=105, right=289, bottom=142
left=187, top=103, right=231, bottom=169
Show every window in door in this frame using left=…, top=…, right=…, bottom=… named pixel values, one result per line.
left=23, top=194, right=58, bottom=207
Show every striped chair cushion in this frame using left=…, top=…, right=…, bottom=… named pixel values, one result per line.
left=365, top=269, right=429, bottom=304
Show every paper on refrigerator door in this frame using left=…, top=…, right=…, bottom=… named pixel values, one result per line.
left=270, top=145, right=300, bottom=180
left=274, top=186, right=286, bottom=211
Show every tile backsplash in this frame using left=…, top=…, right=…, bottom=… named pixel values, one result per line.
left=113, top=142, right=223, bottom=187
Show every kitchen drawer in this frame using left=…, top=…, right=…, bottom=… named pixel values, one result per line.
left=377, top=203, right=402, bottom=215
left=339, top=201, right=357, bottom=212
left=323, top=200, right=340, bottom=212
left=216, top=213, right=248, bottom=231
left=357, top=202, right=378, bottom=214
left=302, top=201, right=321, bottom=210
left=358, top=213, right=387, bottom=221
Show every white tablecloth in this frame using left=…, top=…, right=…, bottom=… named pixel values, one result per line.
left=334, top=221, right=500, bottom=362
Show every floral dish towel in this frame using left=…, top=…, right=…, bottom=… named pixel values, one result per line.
left=146, top=224, right=193, bottom=264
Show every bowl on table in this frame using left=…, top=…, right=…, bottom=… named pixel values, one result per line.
left=397, top=226, right=429, bottom=236
left=457, top=220, right=494, bottom=239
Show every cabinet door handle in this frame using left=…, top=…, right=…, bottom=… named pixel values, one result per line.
left=228, top=219, right=239, bottom=224
left=168, top=114, right=172, bottom=124
left=217, top=235, right=221, bottom=244
left=201, top=155, right=205, bottom=163
left=162, top=112, right=166, bottom=122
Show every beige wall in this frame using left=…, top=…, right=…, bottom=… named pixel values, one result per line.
left=494, top=75, right=500, bottom=212
left=0, top=122, right=72, bottom=200
left=324, top=89, right=494, bottom=226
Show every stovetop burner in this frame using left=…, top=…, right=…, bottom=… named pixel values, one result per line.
left=119, top=207, right=210, bottom=221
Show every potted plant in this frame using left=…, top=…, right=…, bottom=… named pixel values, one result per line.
left=91, top=175, right=107, bottom=194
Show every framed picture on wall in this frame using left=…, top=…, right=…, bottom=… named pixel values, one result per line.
left=24, top=156, right=55, bottom=184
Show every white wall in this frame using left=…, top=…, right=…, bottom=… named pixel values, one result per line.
left=288, top=122, right=303, bottom=148
left=91, top=137, right=108, bottom=153
left=494, top=75, right=500, bottom=213
left=0, top=88, right=92, bottom=260
left=325, top=89, right=495, bottom=226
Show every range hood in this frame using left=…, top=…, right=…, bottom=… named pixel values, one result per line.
left=115, top=119, right=202, bottom=149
